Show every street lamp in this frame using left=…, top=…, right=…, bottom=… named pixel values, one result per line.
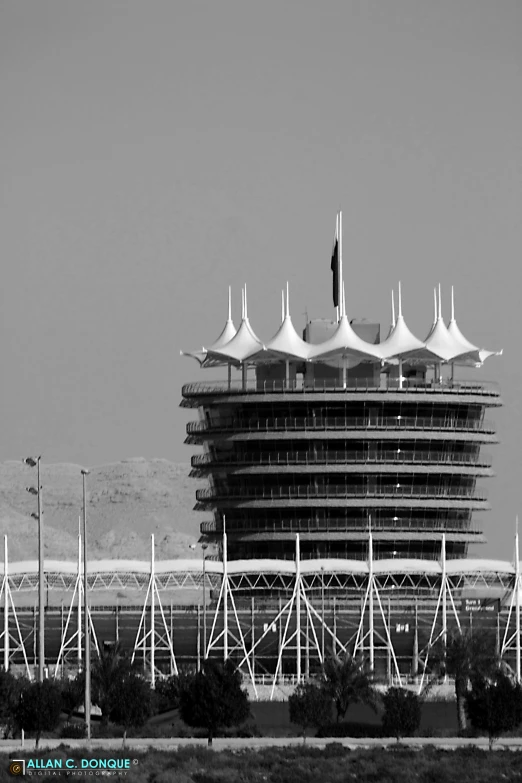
left=201, top=544, right=209, bottom=660
left=320, top=566, right=325, bottom=662
left=81, top=469, right=91, bottom=741
left=24, top=456, right=44, bottom=682
left=190, top=543, right=209, bottom=664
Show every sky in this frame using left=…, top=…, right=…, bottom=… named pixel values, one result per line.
left=1, top=1, right=521, bottom=560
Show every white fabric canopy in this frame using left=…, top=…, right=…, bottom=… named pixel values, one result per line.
left=249, top=314, right=312, bottom=363
left=206, top=316, right=264, bottom=365
left=308, top=315, right=382, bottom=363
left=182, top=284, right=502, bottom=370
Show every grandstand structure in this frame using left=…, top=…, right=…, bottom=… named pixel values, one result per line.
left=0, top=532, right=521, bottom=695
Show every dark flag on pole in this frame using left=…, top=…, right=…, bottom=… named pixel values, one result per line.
left=331, top=214, right=339, bottom=307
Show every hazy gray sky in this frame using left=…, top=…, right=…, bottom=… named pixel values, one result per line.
left=1, top=2, right=521, bottom=559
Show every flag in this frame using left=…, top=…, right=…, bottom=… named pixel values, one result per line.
left=331, top=215, right=339, bottom=307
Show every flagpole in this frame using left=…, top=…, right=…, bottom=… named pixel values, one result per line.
left=339, top=210, right=343, bottom=320
left=334, top=212, right=339, bottom=323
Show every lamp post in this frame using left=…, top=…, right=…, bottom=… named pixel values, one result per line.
left=320, top=566, right=325, bottom=662
left=81, top=469, right=91, bottom=741
left=24, top=456, right=44, bottom=681
left=202, top=543, right=209, bottom=660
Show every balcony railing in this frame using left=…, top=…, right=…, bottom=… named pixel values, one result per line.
left=195, top=485, right=487, bottom=502
left=191, top=449, right=493, bottom=469
left=187, top=415, right=495, bottom=436
left=200, top=518, right=482, bottom=535
left=182, top=379, right=500, bottom=397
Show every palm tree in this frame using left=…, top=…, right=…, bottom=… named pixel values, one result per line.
left=91, top=641, right=137, bottom=724
left=425, top=628, right=498, bottom=732
left=322, top=652, right=376, bottom=722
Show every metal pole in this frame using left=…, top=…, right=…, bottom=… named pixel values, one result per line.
left=4, top=536, right=9, bottom=671
left=333, top=597, right=337, bottom=657
left=81, top=469, right=91, bottom=741
left=387, top=597, right=392, bottom=684
left=78, top=527, right=82, bottom=664
left=202, top=544, right=208, bottom=660
left=441, top=535, right=447, bottom=652
left=369, top=531, right=374, bottom=672
left=321, top=567, right=325, bottom=662
left=37, top=458, right=44, bottom=681
left=296, top=535, right=301, bottom=682
left=223, top=517, right=228, bottom=661
left=515, top=516, right=521, bottom=683
left=150, top=535, right=155, bottom=688
left=196, top=605, right=201, bottom=671
left=251, top=596, right=255, bottom=678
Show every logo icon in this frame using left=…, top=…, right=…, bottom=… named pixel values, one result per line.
left=9, top=760, right=25, bottom=776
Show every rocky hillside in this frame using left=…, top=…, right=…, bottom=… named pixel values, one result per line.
left=0, top=458, right=206, bottom=561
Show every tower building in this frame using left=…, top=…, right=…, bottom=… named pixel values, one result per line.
left=182, top=283, right=501, bottom=563
left=182, top=219, right=501, bottom=565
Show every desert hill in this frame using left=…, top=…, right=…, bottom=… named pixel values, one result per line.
left=0, top=458, right=205, bottom=562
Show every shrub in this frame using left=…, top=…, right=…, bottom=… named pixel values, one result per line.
left=289, top=681, right=332, bottom=741
left=60, top=721, right=86, bottom=739
left=316, top=721, right=384, bottom=738
left=109, top=671, right=153, bottom=742
left=14, top=679, right=63, bottom=748
left=179, top=659, right=250, bottom=745
left=322, top=652, right=377, bottom=722
left=466, top=671, right=522, bottom=749
left=382, top=688, right=422, bottom=740
left=154, top=671, right=192, bottom=713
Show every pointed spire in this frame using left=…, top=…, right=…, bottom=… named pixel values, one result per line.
left=286, top=281, right=290, bottom=318
left=433, top=288, right=437, bottom=324
left=244, top=284, right=248, bottom=319
left=438, top=283, right=442, bottom=320
left=241, top=287, right=244, bottom=319
left=342, top=284, right=346, bottom=318
left=391, top=290, right=396, bottom=328
left=398, top=281, right=403, bottom=318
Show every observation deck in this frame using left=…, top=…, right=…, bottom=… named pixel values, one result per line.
left=182, top=377, right=501, bottom=561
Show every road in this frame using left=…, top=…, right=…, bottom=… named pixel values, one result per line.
left=1, top=736, right=522, bottom=752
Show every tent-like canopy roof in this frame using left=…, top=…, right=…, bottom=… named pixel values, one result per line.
left=308, top=314, right=382, bottom=363
left=205, top=286, right=264, bottom=366
left=423, top=287, right=466, bottom=362
left=181, top=287, right=237, bottom=367
left=447, top=287, right=502, bottom=366
left=248, top=286, right=312, bottom=363
left=182, top=283, right=502, bottom=370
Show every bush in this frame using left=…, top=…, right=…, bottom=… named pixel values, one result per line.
left=179, top=659, right=250, bottom=745
left=14, top=679, right=63, bottom=748
left=316, top=721, right=384, bottom=738
left=60, top=722, right=86, bottom=739
left=466, top=671, right=522, bottom=749
left=289, top=681, right=332, bottom=741
left=382, top=688, right=422, bottom=740
left=109, top=671, right=153, bottom=741
left=154, top=672, right=192, bottom=713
